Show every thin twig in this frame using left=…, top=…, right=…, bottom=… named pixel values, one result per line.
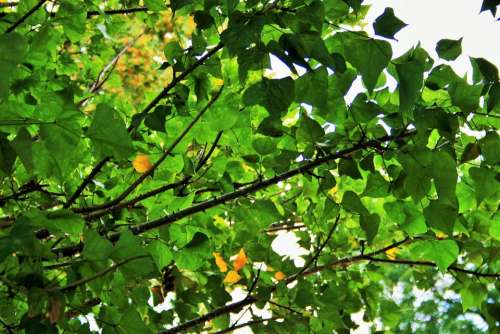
left=49, top=255, right=149, bottom=292
left=159, top=296, right=258, bottom=334
left=78, top=33, right=143, bottom=107
left=5, top=0, right=46, bottom=33
left=76, top=87, right=223, bottom=214
left=64, top=44, right=224, bottom=208
left=86, top=7, right=149, bottom=18
left=364, top=256, right=500, bottom=278
left=292, top=214, right=340, bottom=280
left=130, top=131, right=414, bottom=236
left=213, top=317, right=280, bottom=334
left=53, top=130, right=416, bottom=257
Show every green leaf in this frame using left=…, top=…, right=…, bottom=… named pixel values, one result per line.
left=295, top=67, right=329, bottom=109
left=487, top=82, right=500, bottom=112
left=243, top=78, right=295, bottom=115
left=0, top=133, right=17, bottom=176
left=0, top=33, right=28, bottom=63
left=339, top=158, right=362, bottom=180
left=470, top=57, right=499, bottom=83
left=481, top=0, right=500, bottom=16
left=395, top=47, right=428, bottom=113
left=58, top=1, right=86, bottom=42
left=145, top=106, right=171, bottom=133
left=342, top=191, right=369, bottom=215
left=436, top=38, right=463, bottom=61
left=144, top=0, right=166, bottom=11
left=431, top=151, right=457, bottom=204
left=83, top=230, right=113, bottom=261
left=448, top=80, right=483, bottom=113
left=87, top=104, right=134, bottom=160
left=373, top=7, right=407, bottom=39
left=460, top=283, right=487, bottom=311
left=415, top=239, right=459, bottom=271
left=469, top=167, right=499, bottom=204
left=147, top=241, right=173, bottom=270
left=423, top=200, right=458, bottom=235
left=297, top=114, right=324, bottom=144
left=362, top=172, right=390, bottom=198
left=175, top=232, right=211, bottom=270
left=11, top=127, right=33, bottom=172
left=343, top=33, right=392, bottom=92
left=252, top=137, right=276, bottom=155
left=478, top=131, right=500, bottom=164
left=359, top=213, right=380, bottom=243
left=350, top=93, right=385, bottom=123
left=43, top=209, right=85, bottom=237
left=119, top=308, right=153, bottom=334
left=460, top=143, right=480, bottom=163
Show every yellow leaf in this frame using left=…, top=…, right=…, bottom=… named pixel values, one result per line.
left=212, top=78, right=224, bottom=86
left=274, top=271, right=286, bottom=281
left=223, top=270, right=241, bottom=284
left=233, top=248, right=247, bottom=271
left=435, top=231, right=448, bottom=239
left=385, top=247, right=400, bottom=260
left=213, top=252, right=228, bottom=273
left=132, top=154, right=153, bottom=173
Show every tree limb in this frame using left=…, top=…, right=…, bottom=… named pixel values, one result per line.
left=213, top=317, right=280, bottom=334
left=129, top=131, right=414, bottom=236
left=159, top=296, right=258, bottom=334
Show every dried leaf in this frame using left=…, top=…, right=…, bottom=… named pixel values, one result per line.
left=49, top=297, right=63, bottom=324
left=233, top=248, right=247, bottom=271
left=132, top=154, right=153, bottom=173
left=151, top=285, right=164, bottom=305
left=213, top=252, right=228, bottom=272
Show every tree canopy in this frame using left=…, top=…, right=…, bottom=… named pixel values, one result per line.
left=0, top=0, right=499, bottom=333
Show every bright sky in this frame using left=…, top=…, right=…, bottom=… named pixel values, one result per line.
left=366, top=0, right=500, bottom=76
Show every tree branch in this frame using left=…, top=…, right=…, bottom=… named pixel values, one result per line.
left=78, top=33, right=143, bottom=108
left=5, top=0, right=46, bottom=33
left=293, top=214, right=340, bottom=279
left=48, top=255, right=149, bottom=292
left=363, top=256, right=500, bottom=278
left=86, top=7, right=149, bottom=18
left=52, top=130, right=415, bottom=257
left=159, top=296, right=258, bottom=334
left=81, top=177, right=191, bottom=219
left=128, top=131, right=414, bottom=237
left=64, top=43, right=224, bottom=209
left=75, top=86, right=223, bottom=214
left=213, top=317, right=280, bottom=334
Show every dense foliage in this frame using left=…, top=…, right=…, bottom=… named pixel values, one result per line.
left=0, top=0, right=499, bottom=333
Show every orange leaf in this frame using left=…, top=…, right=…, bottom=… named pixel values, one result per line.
left=151, top=285, right=164, bottom=305
left=132, top=154, right=153, bottom=173
left=233, top=248, right=247, bottom=271
left=213, top=252, right=228, bottom=273
left=274, top=271, right=286, bottom=281
left=223, top=270, right=241, bottom=284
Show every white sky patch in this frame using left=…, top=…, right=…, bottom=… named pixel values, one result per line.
left=271, top=231, right=308, bottom=267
